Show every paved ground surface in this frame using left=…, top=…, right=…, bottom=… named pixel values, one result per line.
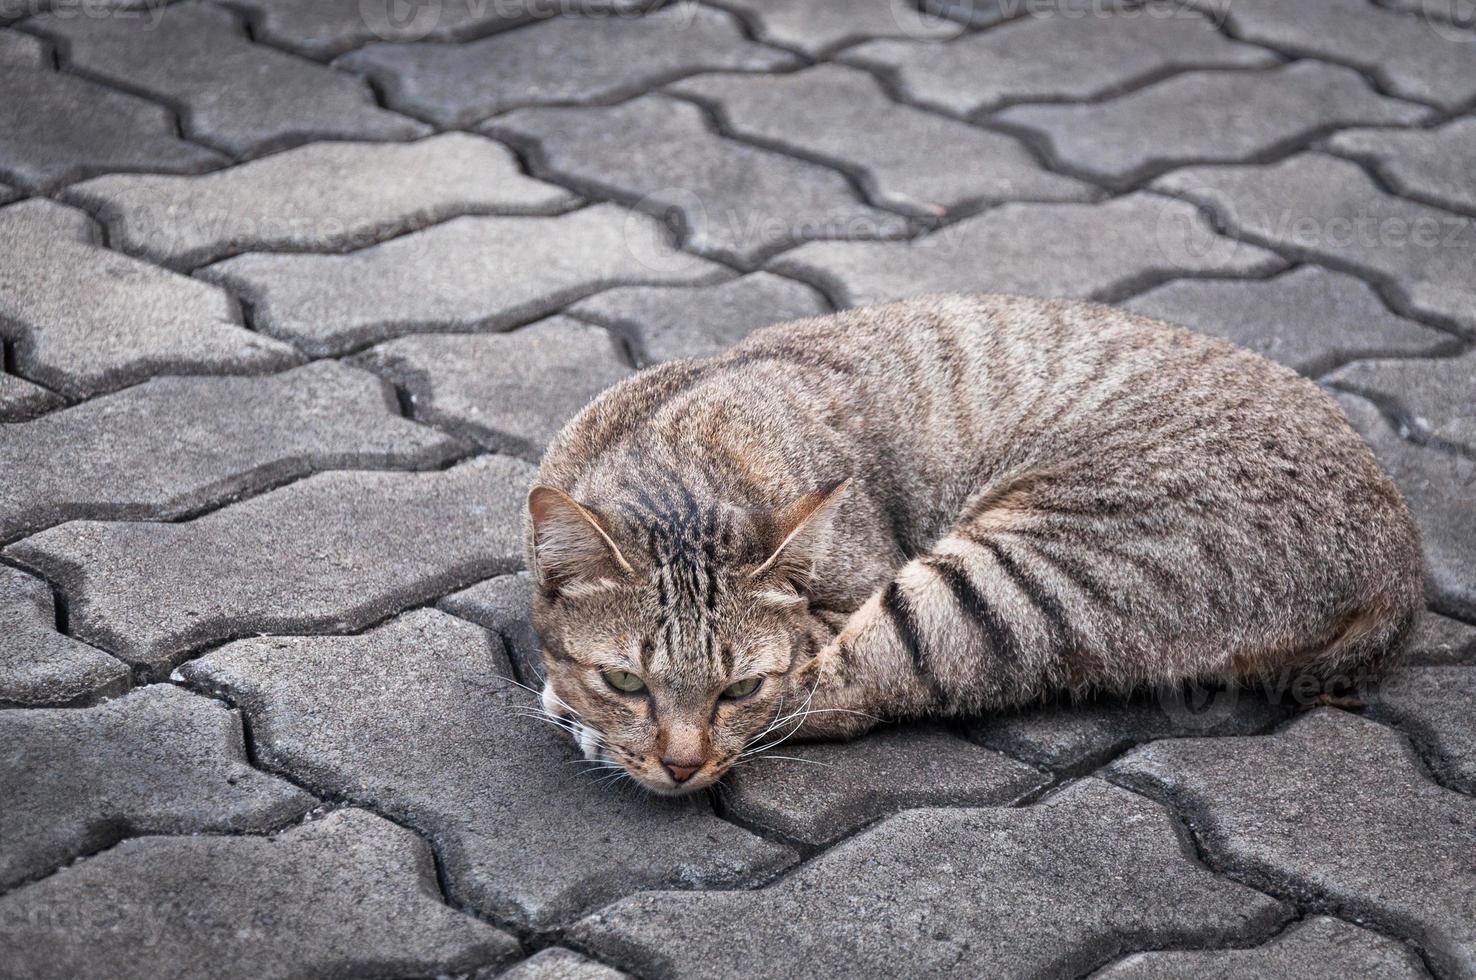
left=1, top=0, right=1475, bottom=977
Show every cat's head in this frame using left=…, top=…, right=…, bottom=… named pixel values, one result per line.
left=526, top=479, right=848, bottom=794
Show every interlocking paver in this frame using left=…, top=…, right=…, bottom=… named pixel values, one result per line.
left=921, top=0, right=1136, bottom=28
left=0, top=808, right=518, bottom=980
left=1185, top=0, right=1476, bottom=109
left=0, top=684, right=312, bottom=889
left=996, top=62, right=1426, bottom=185
left=1095, top=916, right=1427, bottom=980
left=489, top=95, right=907, bottom=266
left=1369, top=666, right=1476, bottom=793
left=671, top=65, right=1094, bottom=215
left=359, top=317, right=631, bottom=459
left=568, top=272, right=829, bottom=364
left=438, top=571, right=541, bottom=683
left=0, top=61, right=223, bottom=192
left=33, top=3, right=429, bottom=157
left=1123, top=265, right=1457, bottom=376
left=0, top=566, right=129, bottom=708
left=967, top=691, right=1290, bottom=774
left=66, top=133, right=578, bottom=268
left=1336, top=394, right=1476, bottom=619
left=0, top=26, right=45, bottom=66
left=202, top=203, right=722, bottom=356
left=571, top=779, right=1285, bottom=978
left=1409, top=610, right=1476, bottom=666
left=4, top=455, right=534, bottom=675
left=1115, top=708, right=1476, bottom=974
left=707, top=0, right=961, bottom=55
left=181, top=609, right=796, bottom=929
left=0, top=199, right=299, bottom=397
left=721, top=725, right=1046, bottom=846
left=1111, top=709, right=1476, bottom=977
left=1156, top=153, right=1476, bottom=333
left=1328, top=350, right=1476, bottom=457
left=1328, top=119, right=1476, bottom=215
left=0, top=369, right=60, bottom=420
left=0, top=361, right=458, bottom=543
left=339, top=6, right=796, bottom=128
left=842, top=10, right=1276, bottom=117
left=229, top=0, right=647, bottom=58
left=770, top=193, right=1284, bottom=307
left=494, top=948, right=629, bottom=980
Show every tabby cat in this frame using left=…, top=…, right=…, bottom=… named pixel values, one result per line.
left=526, top=294, right=1422, bottom=794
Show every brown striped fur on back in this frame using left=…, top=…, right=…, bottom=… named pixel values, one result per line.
left=526, top=294, right=1423, bottom=794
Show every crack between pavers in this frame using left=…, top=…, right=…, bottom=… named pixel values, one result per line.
left=985, top=105, right=1437, bottom=195
left=1102, top=758, right=1453, bottom=980
left=1323, top=377, right=1476, bottom=465
left=1195, top=5, right=1455, bottom=113
left=1133, top=180, right=1476, bottom=338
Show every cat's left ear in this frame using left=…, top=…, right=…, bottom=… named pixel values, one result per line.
left=749, top=478, right=851, bottom=586
left=528, top=485, right=635, bottom=590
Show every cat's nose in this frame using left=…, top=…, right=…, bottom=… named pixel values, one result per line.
left=662, top=759, right=701, bottom=782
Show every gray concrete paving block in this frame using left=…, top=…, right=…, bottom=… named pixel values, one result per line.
left=1110, top=709, right=1476, bottom=978
left=1369, top=665, right=1476, bottom=793
left=568, top=272, right=830, bottom=364
left=1185, top=0, right=1476, bottom=109
left=32, top=3, right=429, bottom=157
left=66, top=133, right=578, bottom=268
left=843, top=10, right=1275, bottom=116
left=709, top=0, right=961, bottom=55
left=0, top=370, right=61, bottom=421
left=1093, top=916, right=1427, bottom=979
left=0, top=26, right=47, bottom=66
left=1327, top=349, right=1476, bottom=457
left=0, top=199, right=299, bottom=398
left=1123, top=265, right=1457, bottom=377
left=491, top=948, right=629, bottom=980
left=5, top=455, right=535, bottom=675
left=0, top=808, right=518, bottom=980
left=231, top=0, right=649, bottom=58
left=0, top=360, right=459, bottom=543
left=182, top=609, right=796, bottom=930
left=1336, top=394, right=1476, bottom=619
left=438, top=571, right=542, bottom=684
left=1329, top=118, right=1476, bottom=215
left=570, top=778, right=1286, bottom=978
left=722, top=724, right=1047, bottom=845
left=671, top=64, right=1094, bottom=215
left=202, top=202, right=722, bottom=356
left=359, top=316, right=631, bottom=459
left=489, top=94, right=908, bottom=266
left=996, top=62, right=1426, bottom=185
left=1408, top=610, right=1476, bottom=666
left=968, top=689, right=1290, bottom=773
left=770, top=193, right=1284, bottom=308
left=0, top=565, right=130, bottom=707
left=339, top=6, right=796, bottom=127
left=0, top=684, right=313, bottom=889
left=1156, top=153, right=1476, bottom=334
left=0, top=61, right=223, bottom=192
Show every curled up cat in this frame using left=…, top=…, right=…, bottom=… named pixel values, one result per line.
left=525, top=294, right=1423, bottom=795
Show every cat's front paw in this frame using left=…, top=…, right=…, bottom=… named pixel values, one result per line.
left=790, top=640, right=881, bottom=741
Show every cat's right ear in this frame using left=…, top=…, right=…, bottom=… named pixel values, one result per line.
left=528, top=485, right=635, bottom=591
left=749, top=478, right=851, bottom=587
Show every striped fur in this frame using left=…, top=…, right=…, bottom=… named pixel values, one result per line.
left=527, top=294, right=1423, bottom=791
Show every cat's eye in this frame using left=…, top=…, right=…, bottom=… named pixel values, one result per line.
left=602, top=669, right=646, bottom=694
left=722, top=676, right=762, bottom=699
